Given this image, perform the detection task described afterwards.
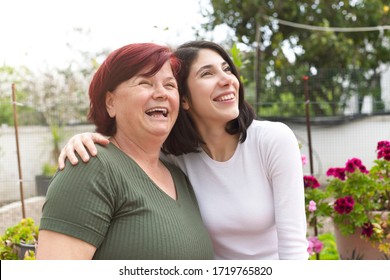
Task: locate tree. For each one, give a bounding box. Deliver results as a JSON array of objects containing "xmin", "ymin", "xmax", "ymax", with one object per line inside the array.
[
  {"xmin": 204, "ymin": 0, "xmax": 390, "ymax": 116},
  {"xmin": 0, "ymin": 28, "xmax": 108, "ymax": 127},
  {"xmin": 0, "ymin": 65, "xmax": 40, "ymax": 125}
]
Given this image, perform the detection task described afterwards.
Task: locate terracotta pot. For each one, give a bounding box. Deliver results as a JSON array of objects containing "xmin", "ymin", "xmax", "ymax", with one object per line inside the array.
[{"xmin": 334, "ymin": 212, "xmax": 390, "ymax": 260}]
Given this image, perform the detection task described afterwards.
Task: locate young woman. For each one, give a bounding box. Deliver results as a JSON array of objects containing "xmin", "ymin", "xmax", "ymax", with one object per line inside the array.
[
  {"xmin": 57, "ymin": 41, "xmax": 309, "ymax": 260},
  {"xmin": 36, "ymin": 43, "xmax": 213, "ymax": 260}
]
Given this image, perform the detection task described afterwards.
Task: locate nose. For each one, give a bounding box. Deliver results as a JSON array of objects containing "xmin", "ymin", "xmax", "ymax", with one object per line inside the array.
[
  {"xmin": 152, "ymin": 84, "xmax": 168, "ymax": 100},
  {"xmin": 217, "ymin": 71, "xmax": 235, "ymax": 87}
]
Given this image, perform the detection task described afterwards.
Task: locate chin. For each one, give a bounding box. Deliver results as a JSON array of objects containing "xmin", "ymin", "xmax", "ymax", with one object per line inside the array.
[
  {"xmin": 230, "ymin": 110, "xmax": 240, "ymax": 119},
  {"xmin": 150, "ymin": 126, "xmax": 172, "ymax": 136}
]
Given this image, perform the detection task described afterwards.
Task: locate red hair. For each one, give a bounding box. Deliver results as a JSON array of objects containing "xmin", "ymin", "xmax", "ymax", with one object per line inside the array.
[{"xmin": 88, "ymin": 43, "xmax": 179, "ymax": 136}]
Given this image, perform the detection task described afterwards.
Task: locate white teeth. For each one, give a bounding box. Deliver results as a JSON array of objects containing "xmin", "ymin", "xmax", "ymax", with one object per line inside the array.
[
  {"xmin": 145, "ymin": 107, "xmax": 168, "ymax": 117},
  {"xmin": 146, "ymin": 108, "xmax": 167, "ymax": 114},
  {"xmin": 214, "ymin": 93, "xmax": 235, "ymax": 102}
]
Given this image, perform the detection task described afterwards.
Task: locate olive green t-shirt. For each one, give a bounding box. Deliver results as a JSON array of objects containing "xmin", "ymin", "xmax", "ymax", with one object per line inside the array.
[{"xmin": 40, "ymin": 143, "xmax": 213, "ymax": 260}]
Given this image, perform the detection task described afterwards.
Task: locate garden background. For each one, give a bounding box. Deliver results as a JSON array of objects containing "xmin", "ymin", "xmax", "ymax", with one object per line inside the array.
[{"xmin": 1, "ymin": 0, "xmax": 389, "ymax": 260}]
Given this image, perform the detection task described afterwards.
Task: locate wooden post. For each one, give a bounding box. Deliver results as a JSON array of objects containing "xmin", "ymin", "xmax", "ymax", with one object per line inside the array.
[
  {"xmin": 303, "ymin": 76, "xmax": 314, "ymax": 175},
  {"xmin": 254, "ymin": 20, "xmax": 262, "ymax": 117},
  {"xmin": 11, "ymin": 83, "xmax": 26, "ymax": 218},
  {"xmin": 304, "ymin": 76, "xmax": 319, "ymax": 260}
]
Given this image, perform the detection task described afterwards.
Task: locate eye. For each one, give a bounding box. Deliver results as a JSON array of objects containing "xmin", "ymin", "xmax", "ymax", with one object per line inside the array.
[
  {"xmin": 200, "ymin": 71, "xmax": 212, "ymax": 77},
  {"xmin": 165, "ymin": 82, "xmax": 178, "ymax": 89},
  {"xmin": 138, "ymin": 80, "xmax": 152, "ymax": 86},
  {"xmin": 223, "ymin": 66, "xmax": 232, "ymax": 73}
]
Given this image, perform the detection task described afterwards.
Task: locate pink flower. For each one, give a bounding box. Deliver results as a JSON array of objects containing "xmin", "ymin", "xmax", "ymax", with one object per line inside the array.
[
  {"xmin": 301, "ymin": 154, "xmax": 308, "ymax": 166},
  {"xmin": 345, "ymin": 158, "xmax": 368, "ymax": 174},
  {"xmin": 326, "ymin": 167, "xmax": 346, "ymax": 181},
  {"xmin": 334, "ymin": 196, "xmax": 354, "ymax": 214},
  {"xmin": 377, "ymin": 140, "xmax": 390, "ymax": 151},
  {"xmin": 303, "ymin": 175, "xmax": 320, "ymax": 188},
  {"xmin": 307, "ymin": 236, "xmax": 324, "ymax": 255},
  {"xmin": 361, "ymin": 223, "xmax": 374, "ymax": 238},
  {"xmin": 377, "ymin": 140, "xmax": 390, "ymax": 160},
  {"xmin": 308, "ymin": 200, "xmax": 317, "ymax": 212}
]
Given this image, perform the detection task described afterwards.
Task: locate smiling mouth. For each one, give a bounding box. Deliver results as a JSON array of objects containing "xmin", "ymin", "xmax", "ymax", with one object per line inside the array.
[
  {"xmin": 213, "ymin": 93, "xmax": 235, "ymax": 102},
  {"xmin": 145, "ymin": 107, "xmax": 168, "ymax": 117}
]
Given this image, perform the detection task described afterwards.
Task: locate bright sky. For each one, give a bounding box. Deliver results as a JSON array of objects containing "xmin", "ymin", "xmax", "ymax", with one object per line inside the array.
[{"xmin": 0, "ymin": 0, "xmax": 218, "ymax": 71}]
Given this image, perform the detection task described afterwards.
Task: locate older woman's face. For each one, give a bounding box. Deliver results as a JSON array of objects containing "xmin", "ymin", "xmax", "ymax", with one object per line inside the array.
[{"xmin": 106, "ymin": 61, "xmax": 179, "ymax": 141}]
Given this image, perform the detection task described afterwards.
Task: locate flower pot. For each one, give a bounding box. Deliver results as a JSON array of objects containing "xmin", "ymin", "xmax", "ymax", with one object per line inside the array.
[
  {"xmin": 35, "ymin": 175, "xmax": 52, "ymax": 196},
  {"xmin": 334, "ymin": 212, "xmax": 390, "ymax": 260},
  {"xmin": 15, "ymin": 243, "xmax": 36, "ymax": 260}
]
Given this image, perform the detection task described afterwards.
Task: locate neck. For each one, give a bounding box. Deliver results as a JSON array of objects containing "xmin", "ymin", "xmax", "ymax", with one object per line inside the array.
[
  {"xmin": 111, "ymin": 133, "xmax": 161, "ymax": 167},
  {"xmin": 199, "ymin": 127, "xmax": 239, "ymax": 162}
]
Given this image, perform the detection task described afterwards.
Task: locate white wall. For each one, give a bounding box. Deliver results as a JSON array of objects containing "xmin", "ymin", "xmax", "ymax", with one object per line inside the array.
[
  {"xmin": 0, "ymin": 116, "xmax": 389, "ymax": 202},
  {"xmin": 380, "ymin": 64, "xmax": 390, "ymax": 110},
  {"xmin": 0, "ymin": 124, "xmax": 94, "ymax": 202},
  {"xmin": 288, "ymin": 115, "xmax": 390, "ymax": 184}
]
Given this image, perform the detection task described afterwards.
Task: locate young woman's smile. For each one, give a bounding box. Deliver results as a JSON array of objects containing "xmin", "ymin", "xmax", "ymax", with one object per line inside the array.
[{"xmin": 184, "ymin": 49, "xmax": 239, "ymax": 128}]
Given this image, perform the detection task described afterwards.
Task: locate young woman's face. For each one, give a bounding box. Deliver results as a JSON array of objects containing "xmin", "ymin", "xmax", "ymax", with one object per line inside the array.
[
  {"xmin": 106, "ymin": 61, "xmax": 179, "ymax": 141},
  {"xmin": 183, "ymin": 49, "xmax": 239, "ymax": 129}
]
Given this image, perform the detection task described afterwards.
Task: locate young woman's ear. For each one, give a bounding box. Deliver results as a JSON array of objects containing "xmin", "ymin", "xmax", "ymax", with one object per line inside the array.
[
  {"xmin": 181, "ymin": 98, "xmax": 190, "ymax": 110},
  {"xmin": 106, "ymin": 91, "xmax": 116, "ymax": 118}
]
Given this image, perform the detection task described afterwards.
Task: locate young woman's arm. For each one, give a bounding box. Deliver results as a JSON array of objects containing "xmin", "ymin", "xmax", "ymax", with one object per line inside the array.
[{"xmin": 58, "ymin": 132, "xmax": 109, "ymax": 169}]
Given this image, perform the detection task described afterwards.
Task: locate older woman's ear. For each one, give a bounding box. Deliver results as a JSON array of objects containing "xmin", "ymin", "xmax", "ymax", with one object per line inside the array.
[{"xmin": 105, "ymin": 91, "xmax": 116, "ymax": 118}]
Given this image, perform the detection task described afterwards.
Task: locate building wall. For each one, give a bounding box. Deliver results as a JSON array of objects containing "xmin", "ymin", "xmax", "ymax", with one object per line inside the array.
[
  {"xmin": 0, "ymin": 124, "xmax": 95, "ymax": 203},
  {"xmin": 381, "ymin": 64, "xmax": 390, "ymax": 110},
  {"xmin": 0, "ymin": 115, "xmax": 389, "ymax": 203},
  {"xmin": 287, "ymin": 115, "xmax": 390, "ymax": 183}
]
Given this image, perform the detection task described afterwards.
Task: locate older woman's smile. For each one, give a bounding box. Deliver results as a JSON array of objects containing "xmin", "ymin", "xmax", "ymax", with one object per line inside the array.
[{"xmin": 145, "ymin": 107, "xmax": 168, "ymax": 118}]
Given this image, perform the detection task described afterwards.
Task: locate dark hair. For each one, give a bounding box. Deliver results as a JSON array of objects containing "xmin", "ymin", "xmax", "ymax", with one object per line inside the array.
[
  {"xmin": 88, "ymin": 43, "xmax": 179, "ymax": 136},
  {"xmin": 162, "ymin": 41, "xmax": 255, "ymax": 155}
]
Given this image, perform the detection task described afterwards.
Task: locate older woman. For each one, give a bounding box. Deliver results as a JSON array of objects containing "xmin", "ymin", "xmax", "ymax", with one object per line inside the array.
[{"xmin": 36, "ymin": 43, "xmax": 213, "ymax": 260}]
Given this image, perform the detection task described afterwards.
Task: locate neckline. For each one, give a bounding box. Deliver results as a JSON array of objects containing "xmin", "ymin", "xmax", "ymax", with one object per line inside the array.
[
  {"xmin": 199, "ymin": 141, "xmax": 241, "ymax": 167},
  {"xmin": 109, "ymin": 143, "xmax": 179, "ymax": 202}
]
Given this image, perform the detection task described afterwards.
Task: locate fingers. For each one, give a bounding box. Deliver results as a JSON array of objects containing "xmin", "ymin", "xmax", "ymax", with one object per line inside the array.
[
  {"xmin": 81, "ymin": 137, "xmax": 98, "ymax": 157},
  {"xmin": 91, "ymin": 133, "xmax": 110, "ymax": 147},
  {"xmin": 58, "ymin": 148, "xmax": 70, "ymax": 170},
  {"xmin": 80, "ymin": 132, "xmax": 109, "ymax": 157},
  {"xmin": 58, "ymin": 142, "xmax": 80, "ymax": 169},
  {"xmin": 57, "ymin": 132, "xmax": 108, "ymax": 170}
]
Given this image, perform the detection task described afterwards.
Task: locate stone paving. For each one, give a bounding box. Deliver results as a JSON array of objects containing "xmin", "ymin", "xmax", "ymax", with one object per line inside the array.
[{"xmin": 0, "ymin": 196, "xmax": 45, "ymax": 234}]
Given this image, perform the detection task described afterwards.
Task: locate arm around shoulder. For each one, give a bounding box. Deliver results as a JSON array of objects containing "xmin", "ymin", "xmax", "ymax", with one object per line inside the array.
[{"xmin": 58, "ymin": 132, "xmax": 109, "ymax": 169}]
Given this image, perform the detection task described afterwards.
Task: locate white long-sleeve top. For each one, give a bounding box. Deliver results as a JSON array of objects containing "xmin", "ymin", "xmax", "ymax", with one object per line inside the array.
[{"xmin": 166, "ymin": 120, "xmax": 309, "ymax": 260}]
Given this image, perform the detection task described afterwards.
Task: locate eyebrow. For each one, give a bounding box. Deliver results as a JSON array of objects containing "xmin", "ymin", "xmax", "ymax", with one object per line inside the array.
[
  {"xmin": 195, "ymin": 61, "xmax": 229, "ymax": 76},
  {"xmin": 135, "ymin": 74, "xmax": 176, "ymax": 81},
  {"xmin": 195, "ymin": 65, "xmax": 212, "ymax": 76}
]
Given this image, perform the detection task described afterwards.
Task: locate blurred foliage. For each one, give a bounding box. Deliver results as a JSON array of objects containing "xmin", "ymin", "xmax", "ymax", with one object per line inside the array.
[
  {"xmin": 308, "ymin": 233, "xmax": 340, "ymax": 260},
  {"xmin": 0, "ymin": 218, "xmax": 38, "ymax": 260},
  {"xmin": 0, "ymin": 28, "xmax": 108, "ymax": 126},
  {"xmin": 0, "ymin": 4, "xmax": 389, "ymax": 124},
  {"xmin": 204, "ymin": 0, "xmax": 390, "ymax": 117}
]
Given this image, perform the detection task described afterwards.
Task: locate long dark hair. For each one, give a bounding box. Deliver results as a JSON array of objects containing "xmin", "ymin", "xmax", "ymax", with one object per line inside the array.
[{"xmin": 162, "ymin": 41, "xmax": 255, "ymax": 155}]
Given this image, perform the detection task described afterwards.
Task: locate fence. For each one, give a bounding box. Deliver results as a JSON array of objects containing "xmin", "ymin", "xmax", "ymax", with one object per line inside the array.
[
  {"xmin": 1, "ymin": 114, "xmax": 389, "ymax": 233},
  {"xmin": 1, "ymin": 65, "xmax": 390, "ymax": 232}
]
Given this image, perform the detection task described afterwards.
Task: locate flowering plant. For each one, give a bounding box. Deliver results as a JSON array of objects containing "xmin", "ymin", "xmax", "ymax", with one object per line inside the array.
[
  {"xmin": 302, "ymin": 150, "xmax": 333, "ymax": 258},
  {"xmin": 0, "ymin": 218, "xmax": 38, "ymax": 260},
  {"xmin": 325, "ymin": 140, "xmax": 390, "ymax": 254},
  {"xmin": 303, "ymin": 174, "xmax": 332, "ymax": 258}
]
